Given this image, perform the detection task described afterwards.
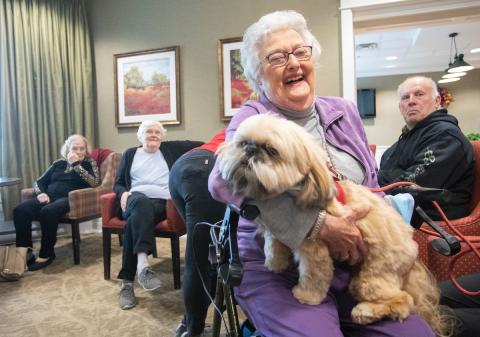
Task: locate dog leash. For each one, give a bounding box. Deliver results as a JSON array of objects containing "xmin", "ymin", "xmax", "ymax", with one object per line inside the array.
[{"xmin": 370, "ymin": 181, "xmax": 480, "ymax": 296}]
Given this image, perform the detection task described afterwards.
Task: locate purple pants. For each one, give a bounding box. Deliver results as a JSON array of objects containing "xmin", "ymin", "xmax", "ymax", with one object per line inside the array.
[{"xmin": 235, "ymin": 263, "xmax": 435, "ymax": 337}]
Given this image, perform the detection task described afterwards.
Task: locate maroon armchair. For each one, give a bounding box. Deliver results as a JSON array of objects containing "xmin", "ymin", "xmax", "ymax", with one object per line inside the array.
[
  {"xmin": 413, "ymin": 140, "xmax": 480, "ymax": 280},
  {"xmin": 101, "ymin": 192, "xmax": 185, "ymax": 289}
]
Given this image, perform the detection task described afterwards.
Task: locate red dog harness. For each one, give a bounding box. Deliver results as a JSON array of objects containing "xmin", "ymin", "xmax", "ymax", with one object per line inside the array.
[{"xmin": 334, "ymin": 180, "xmax": 346, "ymax": 205}]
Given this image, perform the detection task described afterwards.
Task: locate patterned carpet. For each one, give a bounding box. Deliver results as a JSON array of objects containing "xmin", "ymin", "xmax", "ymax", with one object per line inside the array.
[{"xmin": 0, "ymin": 233, "xmax": 192, "ymax": 337}]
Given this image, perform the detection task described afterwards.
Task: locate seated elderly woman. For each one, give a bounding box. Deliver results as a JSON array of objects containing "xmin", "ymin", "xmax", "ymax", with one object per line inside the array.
[
  {"xmin": 208, "ymin": 10, "xmax": 440, "ymax": 337},
  {"xmin": 14, "ymin": 134, "xmax": 100, "ymax": 271},
  {"xmin": 115, "ymin": 119, "xmax": 202, "ymax": 310}
]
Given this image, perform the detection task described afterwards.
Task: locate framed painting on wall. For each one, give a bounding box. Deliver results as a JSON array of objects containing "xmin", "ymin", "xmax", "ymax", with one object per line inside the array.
[
  {"xmin": 218, "ymin": 37, "xmax": 255, "ymax": 120},
  {"xmin": 114, "ymin": 46, "xmax": 180, "ymax": 127}
]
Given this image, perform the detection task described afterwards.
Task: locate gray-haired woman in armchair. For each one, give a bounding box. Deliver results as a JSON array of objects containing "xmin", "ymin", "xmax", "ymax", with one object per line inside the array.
[{"xmin": 13, "ymin": 134, "xmax": 100, "ymax": 271}]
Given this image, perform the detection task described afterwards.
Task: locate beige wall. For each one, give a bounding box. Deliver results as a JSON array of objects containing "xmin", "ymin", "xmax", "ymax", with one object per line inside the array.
[
  {"xmin": 86, "ymin": 0, "xmax": 341, "ymax": 151},
  {"xmin": 358, "ymin": 69, "xmax": 480, "ymax": 146}
]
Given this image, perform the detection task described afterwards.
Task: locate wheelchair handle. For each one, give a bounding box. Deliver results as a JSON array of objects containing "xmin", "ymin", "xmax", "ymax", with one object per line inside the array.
[
  {"xmin": 229, "ymin": 203, "xmax": 260, "ymax": 221},
  {"xmin": 415, "ymin": 206, "xmax": 461, "ymax": 256},
  {"xmin": 394, "ymin": 186, "xmax": 452, "ymax": 203}
]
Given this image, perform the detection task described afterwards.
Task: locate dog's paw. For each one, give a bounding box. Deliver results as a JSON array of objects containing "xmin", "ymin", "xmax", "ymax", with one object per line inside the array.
[
  {"xmin": 351, "ymin": 303, "xmax": 382, "ymax": 325},
  {"xmin": 351, "ymin": 300, "xmax": 412, "ymax": 325},
  {"xmin": 292, "ymin": 285, "xmax": 325, "ymax": 305},
  {"xmin": 264, "ymin": 257, "xmax": 289, "ymax": 273}
]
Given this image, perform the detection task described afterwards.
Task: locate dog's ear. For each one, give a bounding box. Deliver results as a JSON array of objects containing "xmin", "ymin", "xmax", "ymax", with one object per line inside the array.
[{"xmin": 295, "ymin": 133, "xmax": 334, "ymax": 207}]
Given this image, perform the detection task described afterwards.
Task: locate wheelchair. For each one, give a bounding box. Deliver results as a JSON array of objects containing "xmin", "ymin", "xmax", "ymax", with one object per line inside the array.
[{"xmin": 208, "ymin": 184, "xmax": 472, "ymax": 337}]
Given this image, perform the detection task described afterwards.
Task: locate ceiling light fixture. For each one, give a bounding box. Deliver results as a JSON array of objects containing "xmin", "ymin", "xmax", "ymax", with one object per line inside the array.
[
  {"xmin": 442, "ymin": 72, "xmax": 466, "ymax": 79},
  {"xmin": 438, "ymin": 77, "xmax": 460, "ymax": 84},
  {"xmin": 386, "ymin": 56, "xmax": 397, "ymax": 61},
  {"xmin": 446, "ymin": 33, "xmax": 474, "ymax": 73},
  {"xmin": 470, "ymin": 48, "xmax": 480, "ymax": 54}
]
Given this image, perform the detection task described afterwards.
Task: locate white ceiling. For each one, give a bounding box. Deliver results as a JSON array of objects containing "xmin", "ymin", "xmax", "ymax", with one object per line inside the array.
[{"xmin": 355, "ymin": 20, "xmax": 480, "ymax": 78}]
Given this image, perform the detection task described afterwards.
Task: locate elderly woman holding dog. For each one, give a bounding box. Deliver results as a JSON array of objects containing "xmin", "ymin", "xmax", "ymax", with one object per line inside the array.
[
  {"xmin": 14, "ymin": 134, "xmax": 99, "ymax": 271},
  {"xmin": 208, "ymin": 10, "xmax": 437, "ymax": 337}
]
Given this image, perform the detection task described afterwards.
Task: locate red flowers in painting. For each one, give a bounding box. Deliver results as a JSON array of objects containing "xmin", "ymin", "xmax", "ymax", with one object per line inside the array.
[{"xmin": 124, "ymin": 83, "xmax": 171, "ymax": 116}]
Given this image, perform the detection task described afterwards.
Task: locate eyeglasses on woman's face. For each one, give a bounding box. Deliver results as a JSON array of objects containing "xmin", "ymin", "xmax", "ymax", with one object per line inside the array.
[{"xmin": 264, "ymin": 46, "xmax": 312, "ymax": 67}]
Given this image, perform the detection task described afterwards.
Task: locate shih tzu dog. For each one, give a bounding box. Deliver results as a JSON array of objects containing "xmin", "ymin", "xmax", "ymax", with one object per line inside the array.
[{"xmin": 216, "ymin": 114, "xmax": 447, "ymax": 335}]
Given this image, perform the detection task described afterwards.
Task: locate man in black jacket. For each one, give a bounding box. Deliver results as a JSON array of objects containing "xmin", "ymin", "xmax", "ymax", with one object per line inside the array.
[{"xmin": 378, "ymin": 76, "xmax": 474, "ymax": 226}]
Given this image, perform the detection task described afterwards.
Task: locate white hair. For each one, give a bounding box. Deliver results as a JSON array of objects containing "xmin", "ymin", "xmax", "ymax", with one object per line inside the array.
[
  {"xmin": 241, "ymin": 10, "xmax": 322, "ymax": 94},
  {"xmin": 397, "ymin": 76, "xmax": 439, "ymax": 101},
  {"xmin": 60, "ymin": 134, "xmax": 90, "ymax": 159},
  {"xmin": 136, "ymin": 119, "xmax": 166, "ymax": 143}
]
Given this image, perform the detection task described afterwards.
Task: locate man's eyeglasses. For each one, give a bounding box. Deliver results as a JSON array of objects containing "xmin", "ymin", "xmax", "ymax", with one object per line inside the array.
[{"xmin": 264, "ymin": 46, "xmax": 312, "ymax": 66}]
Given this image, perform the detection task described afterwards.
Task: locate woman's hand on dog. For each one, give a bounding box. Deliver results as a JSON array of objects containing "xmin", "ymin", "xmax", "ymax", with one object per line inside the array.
[{"xmin": 317, "ymin": 208, "xmax": 369, "ymax": 265}]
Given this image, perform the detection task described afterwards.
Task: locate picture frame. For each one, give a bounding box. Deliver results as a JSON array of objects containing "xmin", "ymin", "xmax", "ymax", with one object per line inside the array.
[
  {"xmin": 114, "ymin": 46, "xmax": 181, "ymax": 127},
  {"xmin": 217, "ymin": 38, "xmax": 254, "ymax": 120}
]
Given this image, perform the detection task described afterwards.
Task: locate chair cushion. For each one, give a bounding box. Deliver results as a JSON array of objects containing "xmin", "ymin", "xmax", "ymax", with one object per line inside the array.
[{"xmin": 103, "ymin": 217, "xmax": 184, "ymax": 235}]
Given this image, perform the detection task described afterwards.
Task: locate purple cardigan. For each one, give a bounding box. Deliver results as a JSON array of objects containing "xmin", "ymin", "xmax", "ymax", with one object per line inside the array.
[{"xmin": 208, "ymin": 95, "xmax": 379, "ymax": 270}]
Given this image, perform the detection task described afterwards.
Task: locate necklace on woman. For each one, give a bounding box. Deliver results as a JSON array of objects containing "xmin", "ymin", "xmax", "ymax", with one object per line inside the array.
[{"xmin": 316, "ymin": 116, "xmax": 345, "ymax": 181}]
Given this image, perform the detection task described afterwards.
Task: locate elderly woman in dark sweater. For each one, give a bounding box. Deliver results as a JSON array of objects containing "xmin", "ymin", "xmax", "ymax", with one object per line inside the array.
[{"xmin": 14, "ymin": 134, "xmax": 100, "ymax": 271}]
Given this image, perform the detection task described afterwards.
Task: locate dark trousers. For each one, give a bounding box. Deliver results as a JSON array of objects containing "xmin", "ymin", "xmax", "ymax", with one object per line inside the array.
[
  {"xmin": 169, "ymin": 149, "xmax": 226, "ymax": 335},
  {"xmin": 117, "ymin": 192, "xmax": 166, "ymax": 281},
  {"xmin": 440, "ymin": 273, "xmax": 480, "ymax": 337},
  {"xmin": 13, "ymin": 197, "xmax": 69, "ymax": 258}
]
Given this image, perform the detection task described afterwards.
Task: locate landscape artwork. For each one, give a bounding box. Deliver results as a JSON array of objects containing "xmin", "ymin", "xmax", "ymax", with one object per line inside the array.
[
  {"xmin": 114, "ymin": 47, "xmax": 180, "ymax": 127},
  {"xmin": 218, "ymin": 38, "xmax": 254, "ymax": 120}
]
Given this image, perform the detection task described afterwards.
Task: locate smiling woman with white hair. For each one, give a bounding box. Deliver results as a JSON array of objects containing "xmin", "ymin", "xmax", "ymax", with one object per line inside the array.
[
  {"xmin": 114, "ymin": 119, "xmax": 202, "ymax": 310},
  {"xmin": 208, "ymin": 10, "xmax": 440, "ymax": 337},
  {"xmin": 14, "ymin": 134, "xmax": 100, "ymax": 271}
]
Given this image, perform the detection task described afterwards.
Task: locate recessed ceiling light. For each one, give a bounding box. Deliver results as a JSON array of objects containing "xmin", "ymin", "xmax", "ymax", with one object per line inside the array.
[
  {"xmin": 470, "ymin": 48, "xmax": 480, "ymax": 54},
  {"xmin": 438, "ymin": 77, "xmax": 460, "ymax": 83},
  {"xmin": 384, "ymin": 65, "xmax": 397, "ymax": 68},
  {"xmin": 386, "ymin": 56, "xmax": 397, "ymax": 61},
  {"xmin": 442, "ymin": 72, "xmax": 466, "ymax": 79}
]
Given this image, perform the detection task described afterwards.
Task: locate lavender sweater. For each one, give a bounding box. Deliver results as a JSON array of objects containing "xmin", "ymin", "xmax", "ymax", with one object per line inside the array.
[{"xmin": 208, "ymin": 95, "xmax": 379, "ymax": 271}]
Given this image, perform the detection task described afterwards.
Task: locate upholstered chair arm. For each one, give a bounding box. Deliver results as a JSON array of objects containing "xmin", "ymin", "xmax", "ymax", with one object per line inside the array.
[
  {"xmin": 166, "ymin": 199, "xmax": 185, "ymax": 233},
  {"xmin": 65, "ymin": 187, "xmax": 102, "ymax": 219},
  {"xmin": 101, "ymin": 192, "xmax": 117, "ymax": 224}
]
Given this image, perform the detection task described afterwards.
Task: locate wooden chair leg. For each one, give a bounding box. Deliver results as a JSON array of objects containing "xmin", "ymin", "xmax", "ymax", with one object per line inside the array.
[
  {"xmin": 71, "ymin": 221, "xmax": 81, "ymax": 265},
  {"xmin": 103, "ymin": 229, "xmax": 112, "ymax": 280},
  {"xmin": 171, "ymin": 235, "xmax": 181, "ymax": 289},
  {"xmin": 152, "ymin": 238, "xmax": 158, "ymax": 258}
]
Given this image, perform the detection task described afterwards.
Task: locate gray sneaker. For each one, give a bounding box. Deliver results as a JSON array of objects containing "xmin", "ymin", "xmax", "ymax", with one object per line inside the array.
[
  {"xmin": 137, "ymin": 267, "xmax": 161, "ymax": 291},
  {"xmin": 119, "ymin": 283, "xmax": 136, "ymax": 310},
  {"xmin": 174, "ymin": 322, "xmax": 187, "ymax": 337}
]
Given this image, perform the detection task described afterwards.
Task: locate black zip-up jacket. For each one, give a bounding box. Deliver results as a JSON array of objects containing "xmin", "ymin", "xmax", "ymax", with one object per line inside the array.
[
  {"xmin": 114, "ymin": 140, "xmax": 203, "ymax": 217},
  {"xmin": 378, "ymin": 109, "xmax": 474, "ymax": 224}
]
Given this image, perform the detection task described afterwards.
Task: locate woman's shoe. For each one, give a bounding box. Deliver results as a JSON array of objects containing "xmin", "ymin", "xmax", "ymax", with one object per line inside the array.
[
  {"xmin": 28, "ymin": 254, "xmax": 56, "ymax": 271},
  {"xmin": 26, "ymin": 250, "xmax": 36, "ymax": 267}
]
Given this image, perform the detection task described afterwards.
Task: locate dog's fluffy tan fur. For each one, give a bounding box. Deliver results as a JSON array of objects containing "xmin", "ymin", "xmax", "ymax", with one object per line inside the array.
[{"xmin": 217, "ymin": 114, "xmax": 449, "ymax": 336}]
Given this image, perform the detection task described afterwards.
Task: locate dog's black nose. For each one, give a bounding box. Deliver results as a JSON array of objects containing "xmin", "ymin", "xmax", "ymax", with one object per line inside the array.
[{"xmin": 243, "ymin": 141, "xmax": 258, "ymax": 157}]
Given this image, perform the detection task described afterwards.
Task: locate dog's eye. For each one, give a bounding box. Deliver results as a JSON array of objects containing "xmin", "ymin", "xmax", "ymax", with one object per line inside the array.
[{"xmin": 264, "ymin": 144, "xmax": 278, "ymax": 157}]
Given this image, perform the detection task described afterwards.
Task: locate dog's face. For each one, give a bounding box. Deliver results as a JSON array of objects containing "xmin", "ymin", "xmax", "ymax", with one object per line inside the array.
[{"xmin": 217, "ymin": 114, "xmax": 334, "ymax": 205}]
